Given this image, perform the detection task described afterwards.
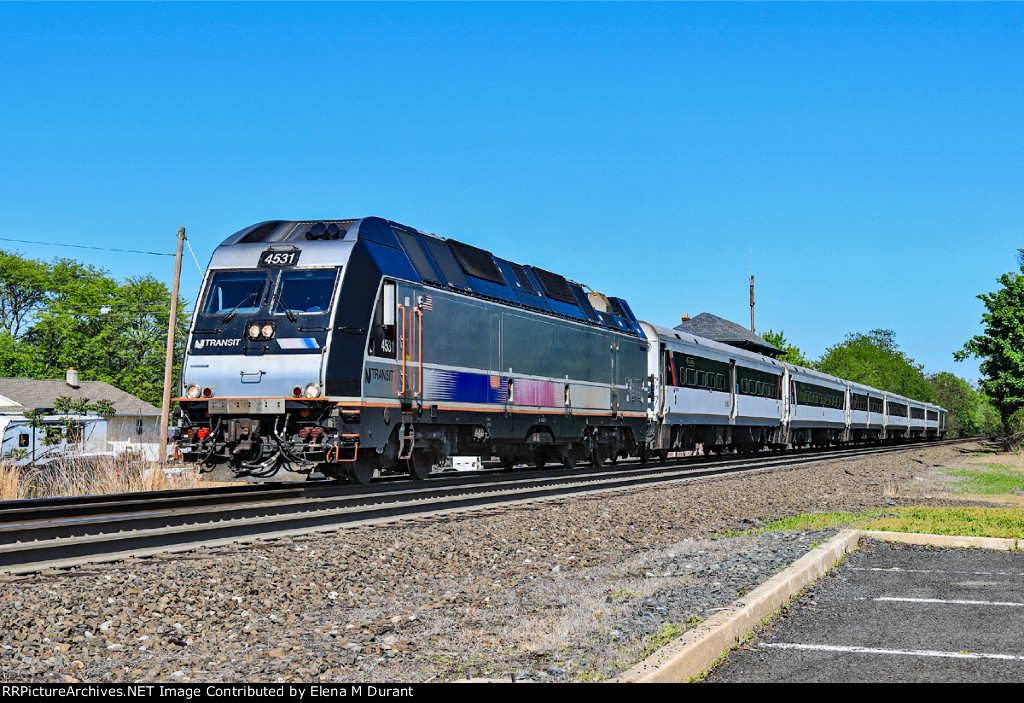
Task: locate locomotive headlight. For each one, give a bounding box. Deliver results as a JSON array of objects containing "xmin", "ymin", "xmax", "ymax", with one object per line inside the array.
[
  {"xmin": 261, "ymin": 324, "xmax": 274, "ymax": 339},
  {"xmin": 304, "ymin": 383, "xmax": 321, "ymax": 398},
  {"xmin": 186, "ymin": 385, "xmax": 201, "ymax": 399},
  {"xmin": 248, "ymin": 324, "xmax": 261, "ymax": 339}
]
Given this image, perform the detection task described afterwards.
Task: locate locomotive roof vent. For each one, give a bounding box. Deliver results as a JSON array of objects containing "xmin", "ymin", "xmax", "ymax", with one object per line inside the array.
[{"xmin": 303, "ymin": 221, "xmax": 347, "ymax": 241}]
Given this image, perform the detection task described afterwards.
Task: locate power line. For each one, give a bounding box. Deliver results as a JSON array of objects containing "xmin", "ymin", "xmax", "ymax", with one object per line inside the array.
[
  {"xmin": 184, "ymin": 238, "xmax": 205, "ymax": 276},
  {"xmin": 0, "ymin": 237, "xmax": 176, "ymax": 257}
]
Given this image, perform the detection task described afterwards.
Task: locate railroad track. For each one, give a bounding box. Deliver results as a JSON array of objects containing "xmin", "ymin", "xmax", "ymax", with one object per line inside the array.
[{"xmin": 0, "ymin": 439, "xmax": 970, "ymax": 576}]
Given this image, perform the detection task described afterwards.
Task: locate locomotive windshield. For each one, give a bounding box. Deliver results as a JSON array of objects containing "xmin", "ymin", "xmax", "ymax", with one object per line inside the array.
[
  {"xmin": 200, "ymin": 271, "xmax": 268, "ymax": 316},
  {"xmin": 273, "ymin": 269, "xmax": 338, "ymax": 314}
]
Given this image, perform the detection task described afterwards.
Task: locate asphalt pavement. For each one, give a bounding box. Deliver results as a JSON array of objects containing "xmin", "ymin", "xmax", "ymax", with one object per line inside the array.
[{"xmin": 706, "ymin": 538, "xmax": 1024, "ymax": 683}]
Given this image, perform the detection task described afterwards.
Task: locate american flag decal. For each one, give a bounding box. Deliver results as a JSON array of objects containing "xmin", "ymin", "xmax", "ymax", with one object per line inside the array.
[{"xmin": 421, "ymin": 295, "xmax": 433, "ymax": 311}]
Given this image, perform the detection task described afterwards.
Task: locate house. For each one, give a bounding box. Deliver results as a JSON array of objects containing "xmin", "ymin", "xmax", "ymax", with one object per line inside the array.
[
  {"xmin": 0, "ymin": 369, "xmax": 164, "ymax": 459},
  {"xmin": 673, "ymin": 312, "xmax": 782, "ymax": 358}
]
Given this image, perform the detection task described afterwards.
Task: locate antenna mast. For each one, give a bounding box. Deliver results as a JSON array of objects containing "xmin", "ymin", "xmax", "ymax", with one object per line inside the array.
[{"xmin": 749, "ymin": 274, "xmax": 755, "ymax": 333}]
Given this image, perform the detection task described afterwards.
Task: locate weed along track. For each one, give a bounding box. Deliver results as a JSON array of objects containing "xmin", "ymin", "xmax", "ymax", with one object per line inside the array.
[{"xmin": 0, "ymin": 439, "xmax": 990, "ymax": 682}]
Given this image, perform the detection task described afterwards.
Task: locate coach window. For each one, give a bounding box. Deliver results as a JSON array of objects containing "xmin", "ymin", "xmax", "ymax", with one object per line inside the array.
[
  {"xmin": 716, "ymin": 374, "xmax": 724, "ymax": 390},
  {"xmin": 686, "ymin": 369, "xmax": 696, "ymax": 386},
  {"xmin": 696, "ymin": 371, "xmax": 705, "ymax": 387},
  {"xmin": 741, "ymin": 379, "xmax": 749, "ymax": 394}
]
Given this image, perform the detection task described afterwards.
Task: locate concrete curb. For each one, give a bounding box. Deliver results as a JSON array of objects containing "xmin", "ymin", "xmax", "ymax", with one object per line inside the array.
[
  {"xmin": 858, "ymin": 529, "xmax": 1019, "ymax": 551},
  {"xmin": 611, "ymin": 528, "xmax": 1022, "ymax": 683},
  {"xmin": 612, "ymin": 529, "xmax": 862, "ymax": 683}
]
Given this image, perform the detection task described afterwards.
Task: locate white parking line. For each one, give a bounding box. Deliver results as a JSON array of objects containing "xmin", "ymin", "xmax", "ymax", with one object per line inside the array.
[
  {"xmin": 851, "ymin": 567, "xmax": 1024, "ymax": 577},
  {"xmin": 876, "ymin": 597, "xmax": 1024, "ymax": 607},
  {"xmin": 760, "ymin": 643, "xmax": 1024, "ymax": 661}
]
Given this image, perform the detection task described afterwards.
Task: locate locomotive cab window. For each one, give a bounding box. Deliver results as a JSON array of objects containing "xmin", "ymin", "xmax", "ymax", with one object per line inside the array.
[
  {"xmin": 200, "ymin": 271, "xmax": 269, "ymax": 316},
  {"xmin": 368, "ymin": 281, "xmax": 397, "ymax": 359},
  {"xmin": 273, "ymin": 269, "xmax": 338, "ymax": 314}
]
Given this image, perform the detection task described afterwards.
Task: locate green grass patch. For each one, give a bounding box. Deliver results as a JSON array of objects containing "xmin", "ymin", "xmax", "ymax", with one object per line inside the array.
[
  {"xmin": 638, "ymin": 616, "xmax": 705, "ymax": 659},
  {"xmin": 720, "ymin": 505, "xmax": 1024, "ymax": 540},
  {"xmin": 944, "ymin": 464, "xmax": 1024, "ymax": 495},
  {"xmin": 719, "ymin": 509, "xmax": 884, "ymax": 537},
  {"xmin": 858, "ymin": 506, "xmax": 1024, "ymax": 539}
]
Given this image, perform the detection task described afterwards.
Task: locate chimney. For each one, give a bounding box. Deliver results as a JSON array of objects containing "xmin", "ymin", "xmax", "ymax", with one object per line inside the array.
[
  {"xmin": 66, "ymin": 367, "xmax": 80, "ymax": 389},
  {"xmin": 681, "ymin": 313, "xmax": 690, "ymax": 323}
]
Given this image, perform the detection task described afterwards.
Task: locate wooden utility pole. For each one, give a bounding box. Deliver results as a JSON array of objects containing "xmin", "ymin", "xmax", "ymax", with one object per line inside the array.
[
  {"xmin": 749, "ymin": 274, "xmax": 755, "ymax": 333},
  {"xmin": 159, "ymin": 228, "xmax": 186, "ymax": 464}
]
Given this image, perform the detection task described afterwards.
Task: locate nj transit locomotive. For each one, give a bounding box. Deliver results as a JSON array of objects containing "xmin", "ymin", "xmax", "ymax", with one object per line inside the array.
[{"xmin": 175, "ymin": 217, "xmax": 946, "ymax": 482}]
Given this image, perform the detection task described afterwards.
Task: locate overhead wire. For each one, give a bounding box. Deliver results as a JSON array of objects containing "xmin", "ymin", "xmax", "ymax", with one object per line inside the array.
[{"xmin": 0, "ymin": 237, "xmax": 176, "ymax": 257}]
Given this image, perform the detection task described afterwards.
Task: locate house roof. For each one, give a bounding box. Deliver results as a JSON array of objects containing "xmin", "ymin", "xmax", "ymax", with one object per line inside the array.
[
  {"xmin": 673, "ymin": 313, "xmax": 782, "ymax": 358},
  {"xmin": 0, "ymin": 377, "xmax": 161, "ymax": 417}
]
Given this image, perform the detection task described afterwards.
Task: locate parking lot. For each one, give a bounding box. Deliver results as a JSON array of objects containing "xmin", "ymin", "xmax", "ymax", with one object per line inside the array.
[{"xmin": 707, "ymin": 538, "xmax": 1024, "ymax": 682}]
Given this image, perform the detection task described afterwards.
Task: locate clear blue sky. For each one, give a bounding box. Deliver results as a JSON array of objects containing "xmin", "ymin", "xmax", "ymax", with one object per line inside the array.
[{"xmin": 2, "ymin": 2, "xmax": 1021, "ymax": 383}]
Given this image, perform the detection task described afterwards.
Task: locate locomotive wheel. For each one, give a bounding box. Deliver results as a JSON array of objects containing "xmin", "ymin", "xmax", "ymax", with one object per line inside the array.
[
  {"xmin": 561, "ymin": 449, "xmax": 578, "ymax": 470},
  {"xmin": 638, "ymin": 448, "xmax": 648, "ymax": 464},
  {"xmin": 533, "ymin": 448, "xmax": 550, "ymax": 469},
  {"xmin": 500, "ymin": 456, "xmax": 516, "ymax": 471},
  {"xmin": 658, "ymin": 448, "xmax": 669, "ymax": 462},
  {"xmin": 408, "ymin": 451, "xmax": 432, "ymax": 481},
  {"xmin": 346, "ymin": 461, "xmax": 375, "ymax": 485},
  {"xmin": 590, "ymin": 446, "xmax": 607, "ymax": 466}
]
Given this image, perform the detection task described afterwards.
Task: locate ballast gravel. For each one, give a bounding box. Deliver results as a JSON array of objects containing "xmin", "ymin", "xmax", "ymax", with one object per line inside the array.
[{"xmin": 0, "ymin": 441, "xmax": 987, "ymax": 683}]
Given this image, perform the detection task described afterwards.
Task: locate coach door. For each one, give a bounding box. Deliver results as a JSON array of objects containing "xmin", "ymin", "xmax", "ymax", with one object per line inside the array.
[{"xmin": 728, "ymin": 359, "xmax": 738, "ymax": 421}]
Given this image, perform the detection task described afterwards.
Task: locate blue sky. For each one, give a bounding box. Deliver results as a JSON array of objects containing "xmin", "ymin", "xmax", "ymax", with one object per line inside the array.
[{"xmin": 2, "ymin": 2, "xmax": 1021, "ymax": 382}]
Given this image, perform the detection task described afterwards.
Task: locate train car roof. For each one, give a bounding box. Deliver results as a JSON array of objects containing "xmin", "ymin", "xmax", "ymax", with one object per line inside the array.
[{"xmin": 213, "ymin": 217, "xmax": 644, "ymax": 338}]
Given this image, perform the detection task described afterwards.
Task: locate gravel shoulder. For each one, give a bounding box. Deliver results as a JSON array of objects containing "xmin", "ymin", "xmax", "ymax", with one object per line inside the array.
[{"xmin": 0, "ymin": 440, "xmax": 997, "ymax": 683}]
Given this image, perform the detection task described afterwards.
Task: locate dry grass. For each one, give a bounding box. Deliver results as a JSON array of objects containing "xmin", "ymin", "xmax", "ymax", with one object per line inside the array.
[
  {"xmin": 882, "ymin": 480, "xmax": 901, "ymax": 500},
  {"xmin": 0, "ymin": 453, "xmax": 212, "ymax": 501}
]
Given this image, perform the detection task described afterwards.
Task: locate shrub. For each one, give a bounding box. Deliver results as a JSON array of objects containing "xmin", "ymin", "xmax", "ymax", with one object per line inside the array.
[{"xmin": 1004, "ymin": 408, "xmax": 1024, "ymax": 452}]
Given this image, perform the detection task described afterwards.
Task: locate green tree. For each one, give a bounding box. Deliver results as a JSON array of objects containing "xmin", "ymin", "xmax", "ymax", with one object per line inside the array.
[
  {"xmin": 760, "ymin": 329, "xmax": 815, "ymax": 368},
  {"xmin": 955, "ymin": 250, "xmax": 1024, "ymax": 425},
  {"xmin": 818, "ymin": 329, "xmax": 934, "ymax": 402},
  {"xmin": 0, "ymin": 251, "xmax": 51, "ymax": 337},
  {"xmin": 927, "ymin": 371, "xmax": 1003, "ymax": 437},
  {"xmin": 0, "ymin": 250, "xmax": 188, "ymax": 407}
]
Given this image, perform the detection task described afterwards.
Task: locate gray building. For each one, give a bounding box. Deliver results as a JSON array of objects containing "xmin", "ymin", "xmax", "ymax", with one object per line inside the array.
[
  {"xmin": 0, "ymin": 370, "xmax": 162, "ymax": 442},
  {"xmin": 673, "ymin": 312, "xmax": 782, "ymax": 358}
]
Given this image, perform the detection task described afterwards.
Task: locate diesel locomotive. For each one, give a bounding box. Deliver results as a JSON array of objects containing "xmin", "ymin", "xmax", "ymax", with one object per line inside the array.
[{"xmin": 175, "ymin": 217, "xmax": 946, "ymax": 482}]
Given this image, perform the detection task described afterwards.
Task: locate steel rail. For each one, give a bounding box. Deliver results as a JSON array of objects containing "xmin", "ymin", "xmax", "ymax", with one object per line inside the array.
[
  {"xmin": 0, "ymin": 439, "xmax": 969, "ymax": 576},
  {"xmin": 0, "ymin": 438, "xmax": 959, "ymax": 528}
]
